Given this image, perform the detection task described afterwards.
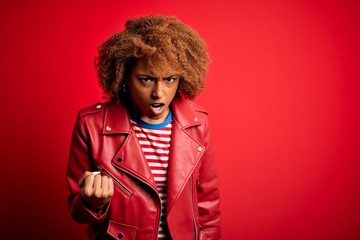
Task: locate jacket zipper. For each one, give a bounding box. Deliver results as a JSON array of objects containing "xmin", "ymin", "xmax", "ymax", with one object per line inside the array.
[
  {"xmin": 111, "ymin": 162, "xmax": 162, "ymax": 240},
  {"xmin": 97, "ymin": 165, "xmax": 132, "ymax": 196},
  {"xmin": 190, "ymin": 176, "xmax": 199, "ymax": 240}
]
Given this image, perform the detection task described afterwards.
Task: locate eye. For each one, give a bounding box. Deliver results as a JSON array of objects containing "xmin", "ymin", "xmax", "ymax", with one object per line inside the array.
[
  {"xmin": 139, "ymin": 77, "xmax": 154, "ymax": 83},
  {"xmin": 165, "ymin": 76, "xmax": 177, "ymax": 83}
]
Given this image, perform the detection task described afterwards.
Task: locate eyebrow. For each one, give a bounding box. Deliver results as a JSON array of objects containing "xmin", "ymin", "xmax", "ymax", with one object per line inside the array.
[{"xmin": 137, "ymin": 74, "xmax": 179, "ymax": 79}]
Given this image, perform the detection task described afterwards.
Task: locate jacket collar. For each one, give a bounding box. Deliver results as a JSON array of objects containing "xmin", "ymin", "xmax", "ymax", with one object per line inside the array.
[
  {"xmin": 171, "ymin": 97, "xmax": 202, "ymax": 129},
  {"xmin": 102, "ymin": 101, "xmax": 131, "ymax": 135},
  {"xmin": 102, "ymin": 97, "xmax": 201, "ymax": 134}
]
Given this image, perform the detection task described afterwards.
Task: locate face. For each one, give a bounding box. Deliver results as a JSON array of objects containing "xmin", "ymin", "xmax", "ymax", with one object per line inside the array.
[{"xmin": 127, "ymin": 58, "xmax": 180, "ymax": 124}]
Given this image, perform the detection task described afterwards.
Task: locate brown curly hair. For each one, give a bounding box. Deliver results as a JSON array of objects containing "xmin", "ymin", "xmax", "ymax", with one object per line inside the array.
[{"xmin": 95, "ymin": 15, "xmax": 210, "ymax": 102}]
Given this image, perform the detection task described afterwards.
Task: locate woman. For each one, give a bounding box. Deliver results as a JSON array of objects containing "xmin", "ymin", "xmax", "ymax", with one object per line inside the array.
[{"xmin": 66, "ymin": 15, "xmax": 221, "ymax": 240}]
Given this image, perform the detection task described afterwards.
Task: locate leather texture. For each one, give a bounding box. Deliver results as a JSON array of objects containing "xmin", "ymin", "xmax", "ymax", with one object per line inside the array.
[{"xmin": 66, "ymin": 97, "xmax": 221, "ymax": 240}]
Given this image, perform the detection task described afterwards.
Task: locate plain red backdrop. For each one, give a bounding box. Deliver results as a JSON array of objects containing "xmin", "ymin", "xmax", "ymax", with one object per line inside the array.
[{"xmin": 1, "ymin": 0, "xmax": 359, "ymax": 239}]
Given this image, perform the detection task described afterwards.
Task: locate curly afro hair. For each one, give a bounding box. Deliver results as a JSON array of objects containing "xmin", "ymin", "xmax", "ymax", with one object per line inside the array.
[{"xmin": 95, "ymin": 15, "xmax": 210, "ymax": 102}]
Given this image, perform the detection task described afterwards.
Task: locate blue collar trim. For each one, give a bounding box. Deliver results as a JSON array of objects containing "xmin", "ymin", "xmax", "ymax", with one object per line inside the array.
[{"xmin": 130, "ymin": 111, "xmax": 172, "ymax": 129}]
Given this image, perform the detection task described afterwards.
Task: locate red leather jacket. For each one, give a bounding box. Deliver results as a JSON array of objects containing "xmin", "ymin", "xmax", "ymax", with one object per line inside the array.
[{"xmin": 66, "ymin": 98, "xmax": 221, "ymax": 240}]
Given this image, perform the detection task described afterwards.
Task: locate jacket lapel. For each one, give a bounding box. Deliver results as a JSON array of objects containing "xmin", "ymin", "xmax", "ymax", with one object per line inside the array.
[
  {"xmin": 112, "ymin": 131, "xmax": 157, "ymax": 189},
  {"xmin": 102, "ymin": 102, "xmax": 157, "ymax": 189},
  {"xmin": 166, "ymin": 99, "xmax": 205, "ymax": 212}
]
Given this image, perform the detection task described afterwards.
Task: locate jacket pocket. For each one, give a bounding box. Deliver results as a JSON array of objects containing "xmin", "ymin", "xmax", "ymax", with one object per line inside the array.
[
  {"xmin": 98, "ymin": 165, "xmax": 132, "ymax": 197},
  {"xmin": 107, "ymin": 220, "xmax": 137, "ymax": 240}
]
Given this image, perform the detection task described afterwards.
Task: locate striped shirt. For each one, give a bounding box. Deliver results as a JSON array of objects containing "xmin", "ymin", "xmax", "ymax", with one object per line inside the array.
[{"xmin": 130, "ymin": 113, "xmax": 172, "ymax": 239}]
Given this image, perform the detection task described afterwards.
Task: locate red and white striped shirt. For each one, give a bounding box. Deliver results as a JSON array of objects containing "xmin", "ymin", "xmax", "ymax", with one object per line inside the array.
[{"xmin": 131, "ymin": 114, "xmax": 172, "ymax": 240}]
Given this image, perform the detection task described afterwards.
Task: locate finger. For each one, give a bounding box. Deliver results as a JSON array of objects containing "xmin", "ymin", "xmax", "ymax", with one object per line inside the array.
[
  {"xmin": 101, "ymin": 176, "xmax": 109, "ymax": 197},
  {"xmin": 108, "ymin": 178, "xmax": 114, "ymax": 197},
  {"xmin": 78, "ymin": 171, "xmax": 93, "ymax": 186},
  {"xmin": 93, "ymin": 174, "xmax": 103, "ymax": 198},
  {"xmin": 82, "ymin": 174, "xmax": 95, "ymax": 197}
]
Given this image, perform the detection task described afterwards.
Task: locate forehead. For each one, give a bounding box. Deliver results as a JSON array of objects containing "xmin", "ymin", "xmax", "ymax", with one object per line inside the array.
[{"xmin": 132, "ymin": 57, "xmax": 181, "ymax": 76}]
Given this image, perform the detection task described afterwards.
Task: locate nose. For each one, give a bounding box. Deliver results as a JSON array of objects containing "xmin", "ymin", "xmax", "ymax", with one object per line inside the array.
[{"xmin": 152, "ymin": 81, "xmax": 164, "ymax": 99}]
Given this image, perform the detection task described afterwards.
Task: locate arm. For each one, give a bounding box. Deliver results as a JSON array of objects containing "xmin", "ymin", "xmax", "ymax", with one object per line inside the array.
[
  {"xmin": 66, "ymin": 113, "xmax": 112, "ymax": 224},
  {"xmin": 197, "ymin": 120, "xmax": 222, "ymax": 239}
]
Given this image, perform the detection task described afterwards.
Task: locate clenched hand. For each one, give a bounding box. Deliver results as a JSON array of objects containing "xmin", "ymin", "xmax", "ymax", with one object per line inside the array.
[{"xmin": 78, "ymin": 171, "xmax": 114, "ymax": 211}]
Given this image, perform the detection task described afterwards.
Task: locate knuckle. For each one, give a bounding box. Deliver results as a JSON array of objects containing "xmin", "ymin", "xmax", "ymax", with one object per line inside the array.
[
  {"xmin": 109, "ymin": 190, "xmax": 114, "ymax": 197},
  {"xmin": 84, "ymin": 175, "xmax": 94, "ymax": 185},
  {"xmin": 101, "ymin": 190, "xmax": 107, "ymax": 196},
  {"xmin": 94, "ymin": 189, "xmax": 102, "ymax": 198},
  {"xmin": 83, "ymin": 188, "xmax": 92, "ymax": 197},
  {"xmin": 102, "ymin": 175, "xmax": 109, "ymax": 181}
]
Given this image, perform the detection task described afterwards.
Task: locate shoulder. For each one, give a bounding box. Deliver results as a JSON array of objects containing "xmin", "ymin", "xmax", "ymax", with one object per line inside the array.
[
  {"xmin": 190, "ymin": 101, "xmax": 210, "ymax": 127},
  {"xmin": 78, "ymin": 102, "xmax": 106, "ymax": 117},
  {"xmin": 76, "ymin": 100, "xmax": 125, "ymax": 119},
  {"xmin": 171, "ymin": 98, "xmax": 210, "ymax": 128},
  {"xmin": 76, "ymin": 101, "xmax": 130, "ymax": 133},
  {"xmin": 172, "ymin": 98, "xmax": 208, "ymax": 115},
  {"xmin": 189, "ymin": 101, "xmax": 208, "ymax": 116}
]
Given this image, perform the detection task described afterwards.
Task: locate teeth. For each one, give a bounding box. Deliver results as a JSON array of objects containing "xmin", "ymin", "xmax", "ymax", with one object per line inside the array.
[{"xmin": 152, "ymin": 103, "xmax": 162, "ymax": 108}]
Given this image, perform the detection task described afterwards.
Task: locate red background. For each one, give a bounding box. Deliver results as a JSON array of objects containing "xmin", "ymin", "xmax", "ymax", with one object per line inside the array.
[{"xmin": 1, "ymin": 0, "xmax": 359, "ymax": 239}]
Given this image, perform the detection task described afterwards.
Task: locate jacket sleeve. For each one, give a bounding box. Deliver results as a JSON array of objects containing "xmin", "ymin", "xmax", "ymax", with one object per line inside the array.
[
  {"xmin": 66, "ymin": 113, "xmax": 110, "ymax": 224},
  {"xmin": 197, "ymin": 117, "xmax": 222, "ymax": 239}
]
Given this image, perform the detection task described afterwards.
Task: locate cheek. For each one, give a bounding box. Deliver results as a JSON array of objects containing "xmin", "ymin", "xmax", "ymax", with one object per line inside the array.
[
  {"xmin": 130, "ymin": 84, "xmax": 148, "ymax": 99},
  {"xmin": 166, "ymin": 88, "xmax": 177, "ymax": 99},
  {"xmin": 169, "ymin": 83, "xmax": 180, "ymax": 95},
  {"xmin": 132, "ymin": 92, "xmax": 147, "ymax": 105}
]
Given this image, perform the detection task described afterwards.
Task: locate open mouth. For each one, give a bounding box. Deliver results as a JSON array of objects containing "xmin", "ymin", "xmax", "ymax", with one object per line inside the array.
[
  {"xmin": 149, "ymin": 103, "xmax": 165, "ymax": 115},
  {"xmin": 150, "ymin": 103, "xmax": 164, "ymax": 109}
]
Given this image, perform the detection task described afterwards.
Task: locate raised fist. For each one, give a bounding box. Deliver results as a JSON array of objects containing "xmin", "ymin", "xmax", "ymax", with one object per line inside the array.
[{"xmin": 78, "ymin": 171, "xmax": 114, "ymax": 211}]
